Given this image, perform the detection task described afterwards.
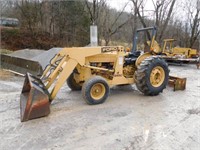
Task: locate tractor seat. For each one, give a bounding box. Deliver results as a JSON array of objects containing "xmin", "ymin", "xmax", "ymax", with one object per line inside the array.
[
  {"xmin": 125, "ymin": 51, "xmax": 142, "ymax": 65},
  {"xmin": 128, "ymin": 51, "xmax": 141, "ymax": 57}
]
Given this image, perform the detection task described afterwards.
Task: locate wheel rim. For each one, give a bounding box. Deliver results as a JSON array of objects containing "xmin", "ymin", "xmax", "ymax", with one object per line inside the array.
[
  {"xmin": 90, "ymin": 83, "xmax": 106, "ymax": 100},
  {"xmin": 150, "ymin": 66, "xmax": 165, "ymax": 87}
]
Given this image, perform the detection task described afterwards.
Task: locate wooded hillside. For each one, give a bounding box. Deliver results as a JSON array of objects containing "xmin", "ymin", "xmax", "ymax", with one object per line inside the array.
[{"xmin": 0, "ymin": 0, "xmax": 199, "ymax": 50}]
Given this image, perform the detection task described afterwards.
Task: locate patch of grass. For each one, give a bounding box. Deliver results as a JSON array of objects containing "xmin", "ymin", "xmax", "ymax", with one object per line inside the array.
[
  {"xmin": 3, "ymin": 28, "xmax": 19, "ymax": 36},
  {"xmin": 0, "ymin": 69, "xmax": 12, "ymax": 80},
  {"xmin": 0, "ymin": 49, "xmax": 13, "ymax": 54}
]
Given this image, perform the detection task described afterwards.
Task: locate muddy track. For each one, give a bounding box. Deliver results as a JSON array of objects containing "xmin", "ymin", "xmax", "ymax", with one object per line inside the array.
[{"xmin": 0, "ymin": 65, "xmax": 200, "ymax": 150}]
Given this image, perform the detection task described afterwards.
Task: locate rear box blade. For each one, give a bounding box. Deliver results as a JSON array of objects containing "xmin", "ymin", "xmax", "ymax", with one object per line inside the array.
[{"xmin": 168, "ymin": 76, "xmax": 186, "ymax": 91}]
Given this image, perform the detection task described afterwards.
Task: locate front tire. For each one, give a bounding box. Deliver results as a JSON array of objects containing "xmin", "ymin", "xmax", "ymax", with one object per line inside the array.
[
  {"xmin": 67, "ymin": 73, "xmax": 82, "ymax": 91},
  {"xmin": 82, "ymin": 76, "xmax": 110, "ymax": 105},
  {"xmin": 135, "ymin": 57, "xmax": 169, "ymax": 96}
]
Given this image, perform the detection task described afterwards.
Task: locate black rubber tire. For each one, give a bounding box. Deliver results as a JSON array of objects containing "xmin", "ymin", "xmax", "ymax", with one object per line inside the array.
[
  {"xmin": 82, "ymin": 76, "xmax": 110, "ymax": 105},
  {"xmin": 135, "ymin": 57, "xmax": 169, "ymax": 96},
  {"xmin": 67, "ymin": 73, "xmax": 81, "ymax": 91}
]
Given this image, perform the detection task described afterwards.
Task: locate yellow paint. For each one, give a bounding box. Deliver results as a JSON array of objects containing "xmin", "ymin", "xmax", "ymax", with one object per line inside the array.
[
  {"xmin": 135, "ymin": 52, "xmax": 152, "ymax": 67},
  {"xmin": 90, "ymin": 83, "xmax": 106, "ymax": 100},
  {"xmin": 150, "ymin": 38, "xmax": 199, "ymax": 58},
  {"xmin": 150, "ymin": 66, "xmax": 165, "ymax": 87},
  {"xmin": 40, "ymin": 46, "xmax": 139, "ymax": 101}
]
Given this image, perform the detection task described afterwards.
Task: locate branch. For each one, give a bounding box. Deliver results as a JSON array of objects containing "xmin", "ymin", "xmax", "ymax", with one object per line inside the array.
[
  {"xmin": 159, "ymin": 0, "xmax": 176, "ymax": 40},
  {"xmin": 110, "ymin": 2, "xmax": 129, "ymax": 27},
  {"xmin": 110, "ymin": 15, "xmax": 133, "ymax": 36},
  {"xmin": 131, "ymin": 0, "xmax": 151, "ymax": 40},
  {"xmin": 84, "ymin": 0, "xmax": 94, "ymax": 23}
]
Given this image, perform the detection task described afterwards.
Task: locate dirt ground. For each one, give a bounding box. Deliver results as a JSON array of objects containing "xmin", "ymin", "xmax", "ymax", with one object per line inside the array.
[{"xmin": 0, "ymin": 64, "xmax": 200, "ymax": 150}]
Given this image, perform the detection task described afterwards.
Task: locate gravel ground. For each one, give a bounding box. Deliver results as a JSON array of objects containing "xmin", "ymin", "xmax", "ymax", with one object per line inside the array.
[{"xmin": 0, "ymin": 64, "xmax": 200, "ymax": 150}]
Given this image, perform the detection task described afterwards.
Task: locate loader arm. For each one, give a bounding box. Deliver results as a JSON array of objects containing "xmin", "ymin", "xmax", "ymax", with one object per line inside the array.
[
  {"xmin": 49, "ymin": 58, "xmax": 78, "ymax": 100},
  {"xmin": 41, "ymin": 47, "xmax": 102, "ymax": 100},
  {"xmin": 20, "ymin": 47, "xmax": 102, "ymax": 121},
  {"xmin": 40, "ymin": 53, "xmax": 78, "ymax": 101}
]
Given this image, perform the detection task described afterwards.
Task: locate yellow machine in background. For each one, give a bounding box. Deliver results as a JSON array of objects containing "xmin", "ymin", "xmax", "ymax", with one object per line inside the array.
[
  {"xmin": 146, "ymin": 37, "xmax": 199, "ymax": 68},
  {"xmin": 162, "ymin": 39, "xmax": 199, "ymax": 58},
  {"xmin": 147, "ymin": 39, "xmax": 199, "ymax": 58}
]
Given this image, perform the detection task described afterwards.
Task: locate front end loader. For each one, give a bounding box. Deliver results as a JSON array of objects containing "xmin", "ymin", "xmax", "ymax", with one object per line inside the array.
[{"xmin": 20, "ymin": 46, "xmax": 170, "ymax": 122}]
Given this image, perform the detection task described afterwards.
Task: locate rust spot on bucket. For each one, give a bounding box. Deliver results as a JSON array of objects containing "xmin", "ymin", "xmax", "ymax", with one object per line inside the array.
[{"xmin": 20, "ymin": 73, "xmax": 50, "ymax": 122}]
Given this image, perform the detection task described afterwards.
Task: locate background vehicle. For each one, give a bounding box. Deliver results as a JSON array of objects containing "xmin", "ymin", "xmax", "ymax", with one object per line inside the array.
[
  {"xmin": 138, "ymin": 27, "xmax": 200, "ymax": 68},
  {"xmin": 0, "ymin": 17, "xmax": 19, "ymax": 27},
  {"xmin": 162, "ymin": 39, "xmax": 199, "ymax": 58}
]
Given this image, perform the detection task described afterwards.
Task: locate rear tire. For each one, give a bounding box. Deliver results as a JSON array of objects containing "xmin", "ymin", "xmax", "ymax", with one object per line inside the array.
[
  {"xmin": 82, "ymin": 76, "xmax": 110, "ymax": 105},
  {"xmin": 67, "ymin": 73, "xmax": 81, "ymax": 91},
  {"xmin": 135, "ymin": 57, "xmax": 169, "ymax": 96}
]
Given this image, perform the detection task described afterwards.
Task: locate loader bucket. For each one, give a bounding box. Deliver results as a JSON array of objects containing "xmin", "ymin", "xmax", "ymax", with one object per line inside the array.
[{"xmin": 20, "ymin": 73, "xmax": 50, "ymax": 122}]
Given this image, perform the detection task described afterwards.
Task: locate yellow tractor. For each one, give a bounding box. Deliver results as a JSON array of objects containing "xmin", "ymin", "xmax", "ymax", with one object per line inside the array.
[
  {"xmin": 144, "ymin": 28, "xmax": 200, "ymax": 68},
  {"xmin": 162, "ymin": 39, "xmax": 199, "ymax": 58},
  {"xmin": 20, "ymin": 45, "xmax": 170, "ymax": 122},
  {"xmin": 154, "ymin": 39, "xmax": 200, "ymax": 68}
]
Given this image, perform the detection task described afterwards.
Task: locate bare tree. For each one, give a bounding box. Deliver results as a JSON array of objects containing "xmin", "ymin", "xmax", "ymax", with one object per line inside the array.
[
  {"xmin": 84, "ymin": 0, "xmax": 106, "ymax": 25},
  {"xmin": 131, "ymin": 0, "xmax": 176, "ymax": 42},
  {"xmin": 185, "ymin": 0, "xmax": 200, "ymax": 48},
  {"xmin": 84, "ymin": 0, "xmax": 131, "ymax": 45},
  {"xmin": 131, "ymin": 0, "xmax": 152, "ymax": 40},
  {"xmin": 101, "ymin": 2, "xmax": 132, "ymax": 45},
  {"xmin": 155, "ymin": 0, "xmax": 176, "ymax": 40},
  {"xmin": 0, "ymin": 1, "xmax": 9, "ymax": 16},
  {"xmin": 16, "ymin": 0, "xmax": 43, "ymax": 33}
]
